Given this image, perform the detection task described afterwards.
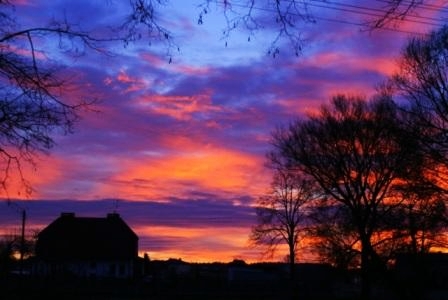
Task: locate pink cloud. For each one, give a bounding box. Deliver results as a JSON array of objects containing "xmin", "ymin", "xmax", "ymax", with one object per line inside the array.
[
  {"xmin": 141, "ymin": 52, "xmax": 211, "ymax": 76},
  {"xmin": 136, "ymin": 91, "xmax": 223, "ymax": 121},
  {"xmin": 304, "ymin": 51, "xmax": 398, "ymax": 78},
  {"xmin": 115, "ymin": 69, "xmax": 148, "ymax": 93}
]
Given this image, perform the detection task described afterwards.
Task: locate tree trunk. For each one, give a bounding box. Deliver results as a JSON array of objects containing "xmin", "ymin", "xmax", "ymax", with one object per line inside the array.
[
  {"xmin": 360, "ymin": 235, "xmax": 372, "ymax": 300},
  {"xmin": 409, "ymin": 212, "xmax": 419, "ymax": 254},
  {"xmin": 360, "ymin": 248, "xmax": 370, "ymax": 300},
  {"xmin": 288, "ymin": 242, "xmax": 297, "ymax": 300},
  {"xmin": 289, "ymin": 242, "xmax": 295, "ymax": 280}
]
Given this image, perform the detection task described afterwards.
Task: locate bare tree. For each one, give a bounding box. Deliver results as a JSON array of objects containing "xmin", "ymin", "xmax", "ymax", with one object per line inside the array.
[
  {"xmin": 250, "ymin": 169, "xmax": 316, "ymax": 279},
  {"xmin": 0, "ymin": 234, "xmax": 17, "ymax": 278},
  {"xmin": 0, "ymin": 0, "xmax": 177, "ymax": 196},
  {"xmin": 391, "ymin": 188, "xmax": 448, "ymax": 254},
  {"xmin": 369, "ymin": 0, "xmax": 425, "ymax": 29},
  {"xmin": 309, "ymin": 203, "xmax": 361, "ymax": 270},
  {"xmin": 270, "ymin": 94, "xmax": 424, "ymax": 300},
  {"xmin": 390, "ymin": 25, "xmax": 448, "ymax": 190},
  {"xmin": 197, "ymin": 0, "xmax": 315, "ymax": 57},
  {"xmin": 382, "ymin": 25, "xmax": 448, "ymax": 257},
  {"xmin": 197, "ymin": 1, "xmax": 445, "ymax": 56}
]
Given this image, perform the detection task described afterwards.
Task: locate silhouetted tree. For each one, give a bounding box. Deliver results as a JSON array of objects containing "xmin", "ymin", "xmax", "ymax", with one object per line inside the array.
[
  {"xmin": 0, "ymin": 0, "xmax": 176, "ymax": 196},
  {"xmin": 270, "ymin": 94, "xmax": 424, "ymax": 300},
  {"xmin": 384, "ymin": 25, "xmax": 448, "ymax": 256},
  {"xmin": 0, "ymin": 231, "xmax": 35, "ymax": 278},
  {"xmin": 390, "ymin": 189, "xmax": 448, "ymax": 254},
  {"xmin": 250, "ymin": 169, "xmax": 316, "ymax": 279},
  {"xmin": 309, "ymin": 204, "xmax": 361, "ymax": 270},
  {"xmin": 0, "ymin": 234, "xmax": 17, "ymax": 278},
  {"xmin": 391, "ymin": 25, "xmax": 448, "ymax": 191}
]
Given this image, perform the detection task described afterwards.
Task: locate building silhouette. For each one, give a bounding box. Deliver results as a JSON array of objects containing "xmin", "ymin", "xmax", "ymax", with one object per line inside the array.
[{"xmin": 34, "ymin": 212, "xmax": 139, "ymax": 279}]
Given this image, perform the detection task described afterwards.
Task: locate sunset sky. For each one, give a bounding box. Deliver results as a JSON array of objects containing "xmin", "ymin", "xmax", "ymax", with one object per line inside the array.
[{"xmin": 0, "ymin": 0, "xmax": 445, "ymax": 263}]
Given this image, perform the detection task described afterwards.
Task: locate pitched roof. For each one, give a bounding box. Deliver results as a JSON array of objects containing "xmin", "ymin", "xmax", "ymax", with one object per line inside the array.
[{"xmin": 36, "ymin": 212, "xmax": 138, "ymax": 261}]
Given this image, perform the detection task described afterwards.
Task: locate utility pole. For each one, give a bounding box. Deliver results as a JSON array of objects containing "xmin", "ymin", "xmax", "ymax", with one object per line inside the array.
[{"xmin": 19, "ymin": 209, "xmax": 26, "ymax": 276}]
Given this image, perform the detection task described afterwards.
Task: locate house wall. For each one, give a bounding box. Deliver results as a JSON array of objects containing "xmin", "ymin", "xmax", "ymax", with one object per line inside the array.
[{"xmin": 33, "ymin": 259, "xmax": 136, "ymax": 279}]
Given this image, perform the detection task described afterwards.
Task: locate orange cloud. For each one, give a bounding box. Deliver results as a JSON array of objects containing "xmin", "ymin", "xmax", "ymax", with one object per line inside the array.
[
  {"xmin": 136, "ymin": 91, "xmax": 223, "ymax": 121},
  {"xmin": 97, "ymin": 143, "xmax": 270, "ymax": 201},
  {"xmin": 136, "ymin": 225, "xmax": 271, "ymax": 263},
  {"xmin": 9, "ymin": 133, "xmax": 271, "ymax": 202},
  {"xmin": 0, "ymin": 153, "xmax": 64, "ymax": 199}
]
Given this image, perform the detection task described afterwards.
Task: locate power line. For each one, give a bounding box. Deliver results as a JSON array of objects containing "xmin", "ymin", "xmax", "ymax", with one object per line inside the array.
[
  {"xmin": 375, "ymin": 0, "xmax": 448, "ymax": 13},
  {"xmin": 304, "ymin": 0, "xmax": 447, "ymax": 28},
  {"xmin": 306, "ymin": 1, "xmax": 444, "ymax": 34},
  {"xmin": 308, "ymin": 2, "xmax": 443, "ymax": 27},
  {"xmin": 227, "ymin": 1, "xmax": 436, "ymax": 36},
  {"xmin": 314, "ymin": 0, "xmax": 447, "ymax": 25},
  {"xmin": 280, "ymin": 0, "xmax": 448, "ymax": 16},
  {"xmin": 312, "ymin": 14, "xmax": 427, "ymax": 36}
]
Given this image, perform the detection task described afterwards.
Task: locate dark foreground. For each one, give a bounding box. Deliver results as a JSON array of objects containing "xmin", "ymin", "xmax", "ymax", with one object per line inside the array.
[
  {"xmin": 4, "ymin": 258, "xmax": 448, "ymax": 300},
  {"xmin": 3, "ymin": 275, "xmax": 448, "ymax": 300},
  {"xmin": 2, "ymin": 275, "xmax": 361, "ymax": 300}
]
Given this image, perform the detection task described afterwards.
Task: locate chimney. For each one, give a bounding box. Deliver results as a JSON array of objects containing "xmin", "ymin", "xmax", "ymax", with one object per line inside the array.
[
  {"xmin": 60, "ymin": 212, "xmax": 75, "ymax": 218},
  {"xmin": 107, "ymin": 212, "xmax": 120, "ymax": 219}
]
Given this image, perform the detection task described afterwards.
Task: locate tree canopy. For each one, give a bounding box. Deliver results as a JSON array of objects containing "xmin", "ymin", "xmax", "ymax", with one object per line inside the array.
[
  {"xmin": 250, "ymin": 169, "xmax": 317, "ymax": 278},
  {"xmin": 268, "ymin": 94, "xmax": 430, "ymax": 299}
]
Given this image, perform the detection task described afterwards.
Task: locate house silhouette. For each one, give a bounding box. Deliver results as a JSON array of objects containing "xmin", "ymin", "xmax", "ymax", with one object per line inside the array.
[{"xmin": 34, "ymin": 212, "xmax": 139, "ymax": 279}]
